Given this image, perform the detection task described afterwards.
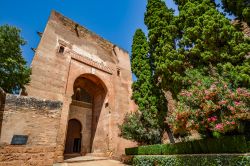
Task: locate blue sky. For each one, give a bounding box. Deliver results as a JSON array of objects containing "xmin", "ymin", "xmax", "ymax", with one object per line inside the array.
[
  {"xmin": 0, "ymin": 0, "xmax": 231, "ymax": 66},
  {"xmin": 0, "ymin": 0, "xmax": 177, "ymax": 65}
]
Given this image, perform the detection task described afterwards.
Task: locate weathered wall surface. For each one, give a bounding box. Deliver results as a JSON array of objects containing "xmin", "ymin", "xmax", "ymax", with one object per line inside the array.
[
  {"xmin": 0, "ymin": 94, "xmax": 62, "ymax": 165},
  {"xmin": 0, "ymin": 88, "xmax": 6, "ymax": 138},
  {"xmin": 241, "ymin": 22, "xmax": 250, "ymax": 37},
  {"xmin": 0, "ymin": 146, "xmax": 55, "ymax": 166}
]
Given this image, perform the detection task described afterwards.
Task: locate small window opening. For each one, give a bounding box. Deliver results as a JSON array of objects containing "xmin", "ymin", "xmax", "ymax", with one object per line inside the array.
[
  {"xmin": 58, "ymin": 46, "xmax": 65, "ymax": 54},
  {"xmin": 117, "ymin": 69, "xmax": 120, "ymax": 76}
]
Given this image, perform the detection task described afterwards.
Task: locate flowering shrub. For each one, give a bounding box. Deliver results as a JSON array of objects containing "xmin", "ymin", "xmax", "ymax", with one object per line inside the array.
[{"xmin": 167, "ymin": 78, "xmax": 250, "ymax": 138}]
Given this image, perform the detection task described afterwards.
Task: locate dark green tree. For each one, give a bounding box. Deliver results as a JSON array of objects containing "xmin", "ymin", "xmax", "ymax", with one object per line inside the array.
[
  {"xmin": 144, "ymin": 0, "xmax": 184, "ymax": 96},
  {"xmin": 221, "ymin": 0, "xmax": 250, "ymax": 25},
  {"xmin": 120, "ymin": 29, "xmax": 162, "ymax": 144},
  {"xmin": 0, "ymin": 25, "xmax": 31, "ymax": 93},
  {"xmin": 172, "ymin": 0, "xmax": 250, "ymax": 89},
  {"xmin": 143, "ymin": 0, "xmax": 181, "ymax": 143}
]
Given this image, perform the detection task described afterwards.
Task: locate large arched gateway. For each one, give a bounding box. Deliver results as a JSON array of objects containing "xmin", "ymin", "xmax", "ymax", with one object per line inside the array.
[{"xmin": 65, "ymin": 74, "xmax": 108, "ymax": 157}]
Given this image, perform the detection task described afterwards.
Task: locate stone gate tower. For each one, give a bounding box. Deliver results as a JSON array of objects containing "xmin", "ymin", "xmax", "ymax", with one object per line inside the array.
[{"xmin": 25, "ymin": 11, "xmax": 135, "ymax": 162}]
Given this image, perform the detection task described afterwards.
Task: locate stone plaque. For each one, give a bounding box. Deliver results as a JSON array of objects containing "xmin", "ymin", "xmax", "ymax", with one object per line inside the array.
[{"xmin": 11, "ymin": 135, "xmax": 28, "ymax": 145}]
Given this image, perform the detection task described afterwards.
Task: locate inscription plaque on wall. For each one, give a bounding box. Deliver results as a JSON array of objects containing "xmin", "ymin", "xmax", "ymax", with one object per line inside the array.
[{"xmin": 11, "ymin": 135, "xmax": 28, "ymax": 145}]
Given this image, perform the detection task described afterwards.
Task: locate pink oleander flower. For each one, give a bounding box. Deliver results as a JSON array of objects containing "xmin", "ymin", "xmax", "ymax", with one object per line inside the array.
[
  {"xmin": 230, "ymin": 93, "xmax": 235, "ymax": 99},
  {"xmin": 228, "ymin": 106, "xmax": 236, "ymax": 112},
  {"xmin": 205, "ymin": 96, "xmax": 210, "ymax": 100},
  {"xmin": 210, "ymin": 84, "xmax": 216, "ymax": 90},
  {"xmin": 211, "ymin": 116, "xmax": 217, "ymax": 122},
  {"xmin": 218, "ymin": 100, "xmax": 227, "ymax": 105},
  {"xmin": 180, "ymin": 92, "xmax": 186, "ymax": 96},
  {"xmin": 208, "ymin": 116, "xmax": 217, "ymax": 122},
  {"xmin": 215, "ymin": 123, "xmax": 223, "ymax": 131},
  {"xmin": 205, "ymin": 90, "xmax": 209, "ymax": 95},
  {"xmin": 231, "ymin": 121, "xmax": 235, "ymax": 125},
  {"xmin": 186, "ymin": 92, "xmax": 192, "ymax": 97},
  {"xmin": 234, "ymin": 101, "xmax": 241, "ymax": 106}
]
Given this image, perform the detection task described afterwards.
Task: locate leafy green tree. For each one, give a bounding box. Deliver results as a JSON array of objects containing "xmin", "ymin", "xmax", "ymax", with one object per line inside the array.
[
  {"xmin": 221, "ymin": 0, "xmax": 250, "ymax": 25},
  {"xmin": 173, "ymin": 0, "xmax": 250, "ymax": 89},
  {"xmin": 120, "ymin": 29, "xmax": 162, "ymax": 144},
  {"xmin": 0, "ymin": 25, "xmax": 31, "ymax": 93}
]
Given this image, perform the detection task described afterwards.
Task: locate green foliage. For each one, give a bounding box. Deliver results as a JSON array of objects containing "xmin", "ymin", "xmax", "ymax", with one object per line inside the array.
[
  {"xmin": 125, "ymin": 144, "xmax": 162, "ymax": 155},
  {"xmin": 0, "ymin": 24, "xmax": 31, "ymax": 93},
  {"xmin": 170, "ymin": 0, "xmax": 250, "ymax": 95},
  {"xmin": 130, "ymin": 29, "xmax": 157, "ymax": 113},
  {"xmin": 119, "ymin": 29, "xmax": 162, "ymax": 144},
  {"xmin": 163, "ymin": 0, "xmax": 250, "ymax": 137},
  {"xmin": 139, "ymin": 144, "xmax": 162, "ymax": 155},
  {"xmin": 221, "ymin": 0, "xmax": 250, "ymax": 25},
  {"xmin": 133, "ymin": 155, "xmax": 250, "ymax": 166},
  {"xmin": 145, "ymin": 0, "xmax": 184, "ymax": 96},
  {"xmin": 122, "ymin": 0, "xmax": 250, "ymax": 144},
  {"xmin": 119, "ymin": 112, "xmax": 161, "ymax": 145},
  {"xmin": 125, "ymin": 135, "xmax": 249, "ymax": 155}
]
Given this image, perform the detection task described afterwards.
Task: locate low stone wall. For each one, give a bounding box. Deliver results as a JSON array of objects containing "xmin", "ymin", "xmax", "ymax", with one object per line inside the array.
[
  {"xmin": 0, "ymin": 94, "xmax": 63, "ymax": 165},
  {"xmin": 0, "ymin": 94, "xmax": 62, "ymax": 146},
  {"xmin": 0, "ymin": 145, "xmax": 56, "ymax": 166}
]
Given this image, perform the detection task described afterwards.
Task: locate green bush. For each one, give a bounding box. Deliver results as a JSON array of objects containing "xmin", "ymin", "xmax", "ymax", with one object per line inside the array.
[
  {"xmin": 139, "ymin": 144, "xmax": 162, "ymax": 155},
  {"xmin": 133, "ymin": 155, "xmax": 250, "ymax": 166},
  {"xmin": 161, "ymin": 142, "xmax": 193, "ymax": 155},
  {"xmin": 125, "ymin": 147, "xmax": 139, "ymax": 155},
  {"xmin": 125, "ymin": 135, "xmax": 249, "ymax": 155}
]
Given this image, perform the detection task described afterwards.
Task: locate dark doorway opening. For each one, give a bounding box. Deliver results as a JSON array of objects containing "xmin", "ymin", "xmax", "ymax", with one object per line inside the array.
[
  {"xmin": 73, "ymin": 138, "xmax": 81, "ymax": 153},
  {"xmin": 64, "ymin": 119, "xmax": 82, "ymax": 154}
]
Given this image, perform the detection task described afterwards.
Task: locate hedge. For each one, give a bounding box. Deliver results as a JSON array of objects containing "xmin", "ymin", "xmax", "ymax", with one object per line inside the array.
[
  {"xmin": 133, "ymin": 155, "xmax": 250, "ymax": 166},
  {"xmin": 126, "ymin": 135, "xmax": 249, "ymax": 155}
]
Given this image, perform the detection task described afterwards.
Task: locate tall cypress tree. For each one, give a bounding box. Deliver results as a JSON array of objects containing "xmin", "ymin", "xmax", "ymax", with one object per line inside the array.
[
  {"xmin": 145, "ymin": 0, "xmax": 184, "ymax": 96},
  {"xmin": 120, "ymin": 29, "xmax": 162, "ymax": 144},
  {"xmin": 131, "ymin": 29, "xmax": 157, "ymax": 114},
  {"xmin": 144, "ymin": 0, "xmax": 180, "ymax": 143}
]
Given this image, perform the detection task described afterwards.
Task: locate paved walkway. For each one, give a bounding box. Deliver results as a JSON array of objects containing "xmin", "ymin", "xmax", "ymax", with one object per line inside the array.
[
  {"xmin": 54, "ymin": 160, "xmax": 128, "ymax": 166},
  {"xmin": 54, "ymin": 156, "xmax": 129, "ymax": 166}
]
